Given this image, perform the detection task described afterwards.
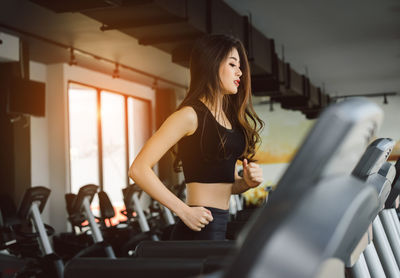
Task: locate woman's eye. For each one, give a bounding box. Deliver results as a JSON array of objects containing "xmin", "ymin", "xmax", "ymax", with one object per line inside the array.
[{"xmin": 229, "ymin": 63, "xmax": 236, "ymax": 67}]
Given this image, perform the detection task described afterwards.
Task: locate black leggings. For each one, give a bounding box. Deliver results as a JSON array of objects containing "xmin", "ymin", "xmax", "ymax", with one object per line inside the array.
[{"xmin": 170, "ymin": 207, "xmax": 229, "ymax": 240}]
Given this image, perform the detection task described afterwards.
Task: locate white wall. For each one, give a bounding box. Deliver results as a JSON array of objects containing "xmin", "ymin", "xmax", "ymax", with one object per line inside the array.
[
  {"xmin": 29, "ymin": 61, "xmax": 51, "ymax": 223},
  {"xmin": 370, "ymin": 96, "xmax": 400, "ymax": 144}
]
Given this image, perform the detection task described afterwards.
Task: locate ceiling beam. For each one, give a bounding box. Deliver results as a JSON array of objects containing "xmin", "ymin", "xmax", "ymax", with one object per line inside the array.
[
  {"xmin": 138, "ymin": 33, "xmax": 199, "ymax": 46},
  {"xmin": 100, "ymin": 16, "xmax": 186, "ymax": 31}
]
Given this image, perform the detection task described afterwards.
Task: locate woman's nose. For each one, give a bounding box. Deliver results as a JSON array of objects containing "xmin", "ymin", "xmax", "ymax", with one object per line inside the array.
[{"xmin": 237, "ymin": 68, "xmax": 242, "ymax": 77}]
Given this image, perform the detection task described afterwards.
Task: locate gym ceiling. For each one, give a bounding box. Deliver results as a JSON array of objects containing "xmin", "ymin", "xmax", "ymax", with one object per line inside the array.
[{"xmin": 0, "ymin": 0, "xmax": 399, "ymax": 117}]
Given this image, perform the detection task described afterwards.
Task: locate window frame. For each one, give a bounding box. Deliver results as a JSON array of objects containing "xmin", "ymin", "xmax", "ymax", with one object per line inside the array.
[{"xmin": 66, "ymin": 80, "xmax": 152, "ymax": 192}]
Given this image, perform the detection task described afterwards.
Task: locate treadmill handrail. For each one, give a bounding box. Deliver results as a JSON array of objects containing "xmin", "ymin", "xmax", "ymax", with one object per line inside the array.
[
  {"xmin": 245, "ymin": 176, "xmax": 378, "ymax": 278},
  {"xmin": 352, "ymin": 138, "xmax": 395, "ymax": 180}
]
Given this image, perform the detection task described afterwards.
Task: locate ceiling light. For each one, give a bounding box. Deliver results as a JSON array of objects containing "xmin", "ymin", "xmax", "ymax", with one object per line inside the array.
[
  {"xmin": 68, "ymin": 48, "xmax": 77, "ymax": 66},
  {"xmin": 112, "ymin": 63, "xmax": 119, "ymax": 79}
]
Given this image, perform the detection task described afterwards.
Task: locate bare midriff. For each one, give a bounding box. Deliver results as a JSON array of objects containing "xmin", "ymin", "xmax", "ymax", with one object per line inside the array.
[{"xmin": 186, "ymin": 182, "xmax": 232, "ymax": 210}]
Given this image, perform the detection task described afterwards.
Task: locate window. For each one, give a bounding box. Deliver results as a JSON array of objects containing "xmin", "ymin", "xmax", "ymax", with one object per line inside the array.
[
  {"xmin": 67, "ymin": 82, "xmax": 152, "ymax": 224},
  {"xmin": 101, "ymin": 91, "xmax": 127, "ymax": 205},
  {"xmin": 68, "ymin": 84, "xmax": 99, "ymax": 189}
]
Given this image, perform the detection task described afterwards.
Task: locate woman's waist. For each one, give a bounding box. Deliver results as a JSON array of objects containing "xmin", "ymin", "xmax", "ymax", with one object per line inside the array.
[{"xmin": 186, "ymin": 182, "xmax": 232, "ymax": 210}]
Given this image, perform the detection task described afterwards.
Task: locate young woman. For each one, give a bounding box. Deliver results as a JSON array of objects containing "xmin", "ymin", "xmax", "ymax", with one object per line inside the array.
[{"xmin": 129, "ymin": 34, "xmax": 264, "ymax": 240}]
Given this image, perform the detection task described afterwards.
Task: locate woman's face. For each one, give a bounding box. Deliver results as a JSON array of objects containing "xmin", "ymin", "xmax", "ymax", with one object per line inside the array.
[{"xmin": 219, "ymin": 48, "xmax": 242, "ymax": 95}]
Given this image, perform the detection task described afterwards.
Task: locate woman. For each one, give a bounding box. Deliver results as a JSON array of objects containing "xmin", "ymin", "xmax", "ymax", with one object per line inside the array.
[{"xmin": 129, "ymin": 34, "xmax": 264, "ymax": 240}]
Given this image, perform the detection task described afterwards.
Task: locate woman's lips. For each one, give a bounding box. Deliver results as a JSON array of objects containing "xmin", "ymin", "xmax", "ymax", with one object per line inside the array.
[{"xmin": 234, "ymin": 80, "xmax": 240, "ymax": 87}]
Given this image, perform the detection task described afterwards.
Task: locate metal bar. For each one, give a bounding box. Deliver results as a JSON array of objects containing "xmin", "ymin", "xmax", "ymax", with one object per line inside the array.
[
  {"xmin": 389, "ymin": 209, "xmax": 400, "ymax": 236},
  {"xmin": 363, "ymin": 242, "xmax": 386, "ymax": 278},
  {"xmin": 333, "ymin": 92, "xmax": 398, "ymax": 99},
  {"xmin": 104, "ymin": 245, "xmax": 116, "ymax": 259},
  {"xmin": 380, "ymin": 210, "xmax": 400, "ymax": 265},
  {"xmin": 132, "ymin": 192, "xmax": 150, "ymax": 232},
  {"xmin": 229, "ymin": 195, "xmax": 237, "ymax": 216},
  {"xmin": 161, "ymin": 205, "xmax": 175, "ymax": 225},
  {"xmin": 82, "ymin": 197, "xmax": 116, "ymax": 258},
  {"xmin": 30, "ymin": 201, "xmax": 53, "ymax": 255},
  {"xmin": 372, "ymin": 217, "xmax": 400, "ymax": 277},
  {"xmin": 82, "ymin": 197, "xmax": 103, "ymax": 243},
  {"xmin": 351, "ymin": 253, "xmax": 372, "ymax": 278},
  {"xmin": 234, "ymin": 195, "xmax": 243, "ymax": 211}
]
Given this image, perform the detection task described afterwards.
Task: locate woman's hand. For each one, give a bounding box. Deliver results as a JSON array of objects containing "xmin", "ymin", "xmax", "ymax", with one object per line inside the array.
[
  {"xmin": 179, "ymin": 206, "xmax": 214, "ymax": 231},
  {"xmin": 243, "ymin": 159, "xmax": 264, "ymax": 188}
]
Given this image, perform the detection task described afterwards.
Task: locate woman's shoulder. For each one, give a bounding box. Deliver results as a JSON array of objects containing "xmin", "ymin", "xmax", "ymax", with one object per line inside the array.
[
  {"xmin": 180, "ymin": 99, "xmax": 206, "ymax": 111},
  {"xmin": 176, "ymin": 105, "xmax": 198, "ymax": 122},
  {"xmin": 175, "ymin": 100, "xmax": 208, "ymax": 136},
  {"xmin": 180, "ymin": 100, "xmax": 208, "ymax": 117},
  {"xmin": 167, "ymin": 105, "xmax": 197, "ymax": 136}
]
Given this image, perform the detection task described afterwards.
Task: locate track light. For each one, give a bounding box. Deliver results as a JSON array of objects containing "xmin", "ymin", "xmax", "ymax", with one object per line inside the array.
[
  {"xmin": 383, "ymin": 94, "xmax": 388, "ymax": 105},
  {"xmin": 112, "ymin": 63, "xmax": 119, "ymax": 79},
  {"xmin": 269, "ymin": 100, "xmax": 274, "ymax": 112},
  {"xmin": 68, "ymin": 48, "xmax": 77, "ymax": 66},
  {"xmin": 152, "ymin": 78, "xmax": 158, "ymax": 90}
]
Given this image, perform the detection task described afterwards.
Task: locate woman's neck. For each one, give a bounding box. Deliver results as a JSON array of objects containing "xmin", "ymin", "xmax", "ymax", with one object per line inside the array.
[{"xmin": 202, "ymin": 95, "xmax": 224, "ymax": 113}]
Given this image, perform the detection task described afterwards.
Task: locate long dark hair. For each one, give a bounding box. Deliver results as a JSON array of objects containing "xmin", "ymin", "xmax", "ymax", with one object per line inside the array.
[{"xmin": 174, "ymin": 34, "xmax": 264, "ymax": 171}]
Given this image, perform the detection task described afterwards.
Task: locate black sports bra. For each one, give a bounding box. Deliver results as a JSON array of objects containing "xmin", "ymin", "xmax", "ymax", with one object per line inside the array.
[{"xmin": 178, "ymin": 100, "xmax": 245, "ymax": 183}]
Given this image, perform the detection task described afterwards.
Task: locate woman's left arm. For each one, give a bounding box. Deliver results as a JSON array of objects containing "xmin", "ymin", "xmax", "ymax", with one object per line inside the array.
[{"xmin": 231, "ymin": 159, "xmax": 264, "ymax": 194}]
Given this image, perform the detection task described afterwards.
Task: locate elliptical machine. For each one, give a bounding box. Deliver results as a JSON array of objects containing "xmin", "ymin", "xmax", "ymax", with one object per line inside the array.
[
  {"xmin": 1, "ymin": 187, "xmax": 63, "ymax": 278},
  {"xmin": 54, "ymin": 184, "xmax": 116, "ymax": 260}
]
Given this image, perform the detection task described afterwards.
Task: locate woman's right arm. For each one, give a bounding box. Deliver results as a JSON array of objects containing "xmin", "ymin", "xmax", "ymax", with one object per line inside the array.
[{"xmin": 129, "ymin": 106, "xmax": 213, "ymax": 231}]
